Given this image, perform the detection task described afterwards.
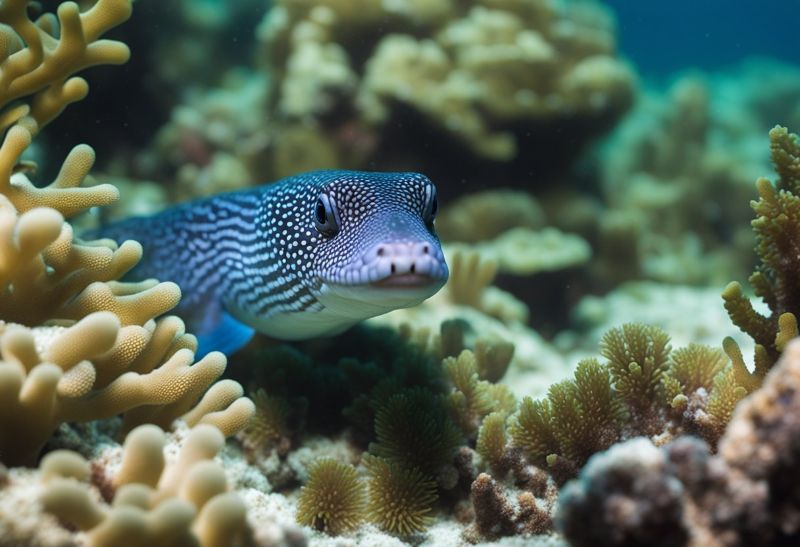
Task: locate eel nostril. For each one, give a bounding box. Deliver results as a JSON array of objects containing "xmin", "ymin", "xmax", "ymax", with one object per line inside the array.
[
  {"xmin": 391, "ymin": 263, "xmax": 396, "ymax": 274},
  {"xmin": 376, "ymin": 246, "xmax": 385, "ymax": 257},
  {"xmin": 410, "ymin": 263, "xmax": 416, "ymax": 273},
  {"xmin": 422, "ymin": 245, "xmax": 429, "ymax": 254}
]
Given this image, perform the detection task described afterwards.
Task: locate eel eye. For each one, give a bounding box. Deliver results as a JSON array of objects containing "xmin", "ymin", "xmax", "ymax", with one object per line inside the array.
[
  {"xmin": 314, "ymin": 195, "xmax": 339, "ymax": 237},
  {"xmin": 424, "ymin": 186, "xmax": 438, "ymax": 227}
]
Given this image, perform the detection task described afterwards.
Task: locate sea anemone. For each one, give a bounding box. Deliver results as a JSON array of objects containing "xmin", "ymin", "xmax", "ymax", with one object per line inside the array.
[
  {"xmin": 296, "ymin": 458, "xmax": 365, "ymax": 535},
  {"xmin": 363, "ymin": 454, "xmax": 438, "ymax": 536}
]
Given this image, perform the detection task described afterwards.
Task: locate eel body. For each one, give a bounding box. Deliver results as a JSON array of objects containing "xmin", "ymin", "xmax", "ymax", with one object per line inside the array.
[{"xmin": 94, "ymin": 170, "xmax": 449, "ymax": 355}]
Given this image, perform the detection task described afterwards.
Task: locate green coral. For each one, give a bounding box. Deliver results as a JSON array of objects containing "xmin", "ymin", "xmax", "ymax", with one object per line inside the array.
[
  {"xmin": 510, "ymin": 358, "xmax": 625, "ymax": 479},
  {"xmin": 662, "ymin": 344, "xmax": 727, "ymax": 408},
  {"xmin": 723, "ymin": 126, "xmax": 800, "ymax": 386},
  {"xmin": 371, "ymin": 387, "xmax": 463, "ymax": 478},
  {"xmin": 235, "ymin": 320, "xmax": 517, "ymax": 536},
  {"xmin": 476, "ymin": 412, "xmax": 509, "ymax": 475},
  {"xmin": 509, "ymin": 324, "xmax": 747, "ymax": 481},
  {"xmin": 240, "ymin": 389, "xmax": 292, "ymax": 455},
  {"xmin": 599, "ymin": 323, "xmax": 670, "ymax": 421}
]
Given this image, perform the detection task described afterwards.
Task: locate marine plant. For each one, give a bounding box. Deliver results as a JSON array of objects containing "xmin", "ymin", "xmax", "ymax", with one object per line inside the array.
[{"xmin": 723, "ymin": 125, "xmax": 800, "ymax": 387}]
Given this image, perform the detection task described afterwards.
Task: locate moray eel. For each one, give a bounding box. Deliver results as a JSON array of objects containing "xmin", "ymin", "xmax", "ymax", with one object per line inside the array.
[{"xmin": 95, "ymin": 170, "xmax": 449, "ymax": 356}]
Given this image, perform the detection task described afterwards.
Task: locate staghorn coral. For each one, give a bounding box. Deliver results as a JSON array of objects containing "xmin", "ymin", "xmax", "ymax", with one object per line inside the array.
[
  {"xmin": 723, "ymin": 126, "xmax": 800, "ymax": 386},
  {"xmin": 256, "ymin": 0, "xmax": 635, "ymax": 181},
  {"xmin": 295, "ymin": 458, "xmax": 365, "ymax": 535},
  {"xmin": 39, "ymin": 424, "xmax": 250, "ymax": 547},
  {"xmin": 0, "ymin": 0, "xmax": 132, "ymax": 136}
]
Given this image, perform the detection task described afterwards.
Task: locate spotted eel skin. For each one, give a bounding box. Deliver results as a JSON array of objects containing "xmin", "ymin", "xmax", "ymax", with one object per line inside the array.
[{"xmin": 95, "ymin": 170, "xmax": 449, "ymax": 355}]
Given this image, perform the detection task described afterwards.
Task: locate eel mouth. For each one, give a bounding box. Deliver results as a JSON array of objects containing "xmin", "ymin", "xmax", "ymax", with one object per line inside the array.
[{"xmin": 369, "ymin": 273, "xmax": 438, "ymax": 288}]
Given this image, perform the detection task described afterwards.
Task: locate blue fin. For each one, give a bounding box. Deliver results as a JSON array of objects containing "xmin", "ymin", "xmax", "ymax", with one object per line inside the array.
[{"xmin": 196, "ymin": 311, "xmax": 255, "ymax": 358}]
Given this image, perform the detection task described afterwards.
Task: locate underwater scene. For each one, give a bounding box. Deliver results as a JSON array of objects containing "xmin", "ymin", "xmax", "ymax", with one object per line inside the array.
[{"xmin": 0, "ymin": 0, "xmax": 799, "ymax": 545}]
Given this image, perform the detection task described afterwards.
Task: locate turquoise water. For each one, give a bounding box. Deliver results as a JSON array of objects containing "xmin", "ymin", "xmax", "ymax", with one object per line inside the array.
[{"xmin": 608, "ymin": 0, "xmax": 799, "ymax": 75}]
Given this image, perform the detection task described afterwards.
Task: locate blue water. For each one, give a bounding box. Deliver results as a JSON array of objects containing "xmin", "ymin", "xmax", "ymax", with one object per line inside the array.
[{"xmin": 606, "ymin": 0, "xmax": 800, "ymax": 76}]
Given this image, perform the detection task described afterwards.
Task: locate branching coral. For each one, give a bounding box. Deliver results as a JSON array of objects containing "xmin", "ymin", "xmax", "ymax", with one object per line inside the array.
[
  {"xmin": 0, "ymin": 0, "xmax": 132, "ymax": 136},
  {"xmin": 0, "ymin": 0, "xmax": 254, "ymax": 466},
  {"xmin": 509, "ymin": 324, "xmax": 747, "ymax": 482},
  {"xmin": 0, "ymin": 314, "xmax": 250, "ymax": 465},
  {"xmin": 39, "ymin": 424, "xmax": 250, "ymax": 547},
  {"xmin": 723, "ymin": 126, "xmax": 800, "ymax": 386}
]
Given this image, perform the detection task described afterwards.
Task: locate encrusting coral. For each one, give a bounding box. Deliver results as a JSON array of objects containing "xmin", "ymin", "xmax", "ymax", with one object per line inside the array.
[
  {"xmin": 39, "ymin": 424, "xmax": 250, "ymax": 547},
  {"xmin": 0, "ymin": 0, "xmax": 254, "ymax": 467}
]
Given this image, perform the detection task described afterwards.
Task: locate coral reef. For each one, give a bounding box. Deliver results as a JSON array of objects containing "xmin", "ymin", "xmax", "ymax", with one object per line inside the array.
[
  {"xmin": 259, "ymin": 0, "xmax": 635, "ymax": 180},
  {"xmin": 557, "ymin": 337, "xmax": 800, "ymax": 546},
  {"xmin": 0, "ymin": 0, "xmax": 253, "ymax": 467},
  {"xmin": 137, "ymin": 0, "xmax": 635, "ymax": 195},
  {"xmin": 585, "ymin": 62, "xmax": 800, "ymax": 289},
  {"xmin": 509, "ymin": 323, "xmax": 747, "ymax": 482},
  {"xmin": 15, "ymin": 424, "xmax": 249, "ymax": 546}
]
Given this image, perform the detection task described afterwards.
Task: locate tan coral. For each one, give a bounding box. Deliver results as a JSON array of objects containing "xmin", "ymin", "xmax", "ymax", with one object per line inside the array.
[
  {"xmin": 39, "ymin": 424, "xmax": 250, "ymax": 547},
  {"xmin": 257, "ymin": 0, "xmax": 634, "ymax": 173},
  {"xmin": 0, "ymin": 314, "xmax": 253, "ymax": 466},
  {"xmin": 0, "ymin": 0, "xmax": 254, "ymax": 467}
]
